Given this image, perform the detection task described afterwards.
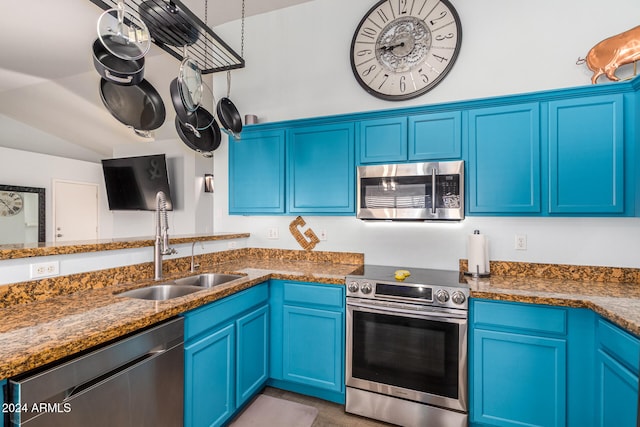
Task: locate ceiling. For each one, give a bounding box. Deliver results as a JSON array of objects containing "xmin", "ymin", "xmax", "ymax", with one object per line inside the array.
[{"xmin": 0, "ymin": 0, "xmax": 312, "ymax": 163}]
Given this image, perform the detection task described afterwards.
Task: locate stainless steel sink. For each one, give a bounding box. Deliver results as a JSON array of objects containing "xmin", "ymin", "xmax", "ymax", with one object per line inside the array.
[
  {"xmin": 174, "ymin": 273, "xmax": 243, "ymax": 288},
  {"xmin": 117, "ymin": 284, "xmax": 204, "ymax": 301}
]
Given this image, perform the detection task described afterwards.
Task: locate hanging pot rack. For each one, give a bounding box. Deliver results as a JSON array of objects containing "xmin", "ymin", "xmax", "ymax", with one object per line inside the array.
[{"xmin": 88, "ymin": 0, "xmax": 244, "ymax": 74}]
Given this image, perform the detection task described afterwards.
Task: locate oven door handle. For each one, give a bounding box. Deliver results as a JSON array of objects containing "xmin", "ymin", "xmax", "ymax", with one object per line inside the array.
[{"xmin": 347, "ymin": 300, "xmax": 467, "ymax": 322}]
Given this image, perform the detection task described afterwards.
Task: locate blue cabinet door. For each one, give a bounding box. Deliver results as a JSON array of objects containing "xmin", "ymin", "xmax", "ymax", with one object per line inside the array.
[
  {"xmin": 595, "ymin": 318, "xmax": 640, "ymax": 427},
  {"xmin": 409, "ymin": 111, "xmax": 462, "ymax": 160},
  {"xmin": 184, "ymin": 323, "xmax": 235, "ymax": 427},
  {"xmin": 287, "ymin": 123, "xmax": 355, "ymax": 213},
  {"xmin": 229, "ymin": 129, "xmax": 285, "ymax": 214},
  {"xmin": 548, "ymin": 94, "xmax": 624, "ymax": 214},
  {"xmin": 472, "ymin": 329, "xmax": 567, "ymax": 427},
  {"xmin": 358, "ymin": 117, "xmax": 408, "ymax": 164},
  {"xmin": 596, "ymin": 350, "xmax": 639, "ymax": 427},
  {"xmin": 282, "ymin": 305, "xmax": 343, "ymax": 393},
  {"xmin": 468, "ymin": 103, "xmax": 541, "ymax": 214},
  {"xmin": 236, "ymin": 304, "xmax": 269, "ymax": 407}
]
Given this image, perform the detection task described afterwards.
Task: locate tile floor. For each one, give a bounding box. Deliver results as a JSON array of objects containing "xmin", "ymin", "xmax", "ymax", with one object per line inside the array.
[{"xmin": 261, "ymin": 387, "xmax": 393, "ymax": 427}]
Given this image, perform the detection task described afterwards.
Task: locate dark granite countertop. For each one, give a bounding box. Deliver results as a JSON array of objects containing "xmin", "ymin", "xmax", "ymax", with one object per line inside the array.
[{"xmin": 0, "ymin": 254, "xmax": 639, "ymax": 380}]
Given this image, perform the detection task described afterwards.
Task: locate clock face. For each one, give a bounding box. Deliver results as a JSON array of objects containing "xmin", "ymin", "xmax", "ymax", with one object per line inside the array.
[
  {"xmin": 350, "ymin": 0, "xmax": 462, "ymax": 101},
  {"xmin": 0, "ymin": 191, "xmax": 24, "ymax": 217}
]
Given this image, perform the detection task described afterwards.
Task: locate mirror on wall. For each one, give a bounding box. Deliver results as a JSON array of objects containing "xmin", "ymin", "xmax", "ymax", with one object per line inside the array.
[{"xmin": 0, "ymin": 185, "xmax": 45, "ymax": 245}]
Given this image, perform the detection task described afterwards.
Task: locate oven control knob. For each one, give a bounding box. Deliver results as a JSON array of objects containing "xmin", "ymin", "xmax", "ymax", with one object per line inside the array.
[
  {"xmin": 451, "ymin": 291, "xmax": 466, "ymax": 305},
  {"xmin": 347, "ymin": 281, "xmax": 360, "ymax": 293},
  {"xmin": 361, "ymin": 281, "xmax": 373, "ymax": 294},
  {"xmin": 436, "ymin": 289, "xmax": 450, "ymax": 303}
]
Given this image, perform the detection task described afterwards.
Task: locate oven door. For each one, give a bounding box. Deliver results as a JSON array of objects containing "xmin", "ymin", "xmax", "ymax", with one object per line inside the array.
[{"xmin": 346, "ymin": 298, "xmax": 467, "ymax": 412}]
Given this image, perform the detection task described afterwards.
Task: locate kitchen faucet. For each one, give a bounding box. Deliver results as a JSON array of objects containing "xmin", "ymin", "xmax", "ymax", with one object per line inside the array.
[
  {"xmin": 190, "ymin": 241, "xmax": 205, "ymax": 273},
  {"xmin": 154, "ymin": 191, "xmax": 177, "ymax": 280}
]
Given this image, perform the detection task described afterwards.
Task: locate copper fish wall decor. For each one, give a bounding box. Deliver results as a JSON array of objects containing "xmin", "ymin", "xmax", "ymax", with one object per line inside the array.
[{"xmin": 578, "ymin": 25, "xmax": 640, "ymax": 84}]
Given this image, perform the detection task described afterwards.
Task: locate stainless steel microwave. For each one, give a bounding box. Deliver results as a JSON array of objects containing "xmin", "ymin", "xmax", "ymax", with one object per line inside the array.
[{"xmin": 357, "ymin": 160, "xmax": 464, "ymax": 221}]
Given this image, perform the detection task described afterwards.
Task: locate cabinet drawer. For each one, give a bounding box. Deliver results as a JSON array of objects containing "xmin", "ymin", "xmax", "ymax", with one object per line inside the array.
[
  {"xmin": 184, "ymin": 283, "xmax": 269, "ymax": 340},
  {"xmin": 598, "ymin": 318, "xmax": 640, "ymax": 374},
  {"xmin": 473, "ymin": 299, "xmax": 567, "ymax": 335},
  {"xmin": 283, "ymin": 282, "xmax": 344, "ymax": 309}
]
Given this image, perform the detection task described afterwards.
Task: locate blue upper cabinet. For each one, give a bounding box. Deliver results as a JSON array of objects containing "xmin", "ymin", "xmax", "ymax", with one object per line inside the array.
[
  {"xmin": 468, "ymin": 103, "xmax": 542, "ymax": 214},
  {"xmin": 548, "ymin": 94, "xmax": 624, "ymax": 214},
  {"xmin": 358, "ymin": 117, "xmax": 408, "ymax": 163},
  {"xmin": 409, "ymin": 111, "xmax": 462, "ymax": 160},
  {"xmin": 287, "ymin": 123, "xmax": 355, "ymax": 214},
  {"xmin": 358, "ymin": 111, "xmax": 461, "ymax": 164},
  {"xmin": 229, "ymin": 129, "xmax": 285, "ymax": 214}
]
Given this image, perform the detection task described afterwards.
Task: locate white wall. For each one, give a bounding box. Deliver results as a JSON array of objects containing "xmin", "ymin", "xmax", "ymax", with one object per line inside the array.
[
  {"xmin": 0, "ymin": 146, "xmax": 113, "ymax": 241},
  {"xmin": 210, "ymin": 0, "xmax": 640, "ymax": 270}
]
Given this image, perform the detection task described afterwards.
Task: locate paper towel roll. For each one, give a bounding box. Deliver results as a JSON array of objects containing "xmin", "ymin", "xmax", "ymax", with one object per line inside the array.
[{"xmin": 467, "ymin": 230, "xmax": 490, "ymax": 276}]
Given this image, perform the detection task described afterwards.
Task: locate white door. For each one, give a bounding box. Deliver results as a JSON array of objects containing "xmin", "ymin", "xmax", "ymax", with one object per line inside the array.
[{"xmin": 53, "ymin": 180, "xmax": 98, "ymax": 242}]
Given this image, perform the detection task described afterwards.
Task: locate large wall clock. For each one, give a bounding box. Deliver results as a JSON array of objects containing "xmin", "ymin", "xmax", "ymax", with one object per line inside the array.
[
  {"xmin": 350, "ymin": 0, "xmax": 462, "ymax": 101},
  {"xmin": 0, "ymin": 191, "xmax": 24, "ymax": 217}
]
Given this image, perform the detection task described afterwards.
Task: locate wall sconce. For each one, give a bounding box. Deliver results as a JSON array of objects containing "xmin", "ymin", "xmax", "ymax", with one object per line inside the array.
[{"xmin": 204, "ymin": 174, "xmax": 214, "ymax": 193}]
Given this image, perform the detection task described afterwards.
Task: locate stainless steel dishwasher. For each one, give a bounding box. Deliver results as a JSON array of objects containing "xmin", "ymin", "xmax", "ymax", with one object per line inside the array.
[{"xmin": 8, "ymin": 317, "xmax": 184, "ymax": 427}]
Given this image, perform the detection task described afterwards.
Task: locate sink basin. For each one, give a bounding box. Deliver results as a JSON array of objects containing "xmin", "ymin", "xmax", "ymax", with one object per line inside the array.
[
  {"xmin": 174, "ymin": 273, "xmax": 243, "ymax": 288},
  {"xmin": 117, "ymin": 284, "xmax": 204, "ymax": 301}
]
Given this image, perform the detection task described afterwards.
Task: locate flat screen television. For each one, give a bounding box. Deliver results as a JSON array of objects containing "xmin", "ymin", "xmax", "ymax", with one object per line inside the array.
[{"xmin": 102, "ymin": 154, "xmax": 173, "ymax": 211}]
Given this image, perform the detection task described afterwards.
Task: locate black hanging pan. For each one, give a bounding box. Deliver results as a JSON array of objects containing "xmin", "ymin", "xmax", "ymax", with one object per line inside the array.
[
  {"xmin": 138, "ymin": 0, "xmax": 199, "ymax": 47},
  {"xmin": 216, "ymin": 71, "xmax": 242, "ymax": 137},
  {"xmin": 92, "ymin": 38, "xmax": 144, "ymax": 86},
  {"xmin": 99, "ymin": 78, "xmax": 166, "ymax": 134},
  {"xmin": 175, "ymin": 107, "xmax": 221, "ymax": 156},
  {"xmin": 170, "ymin": 77, "xmax": 195, "ymax": 125}
]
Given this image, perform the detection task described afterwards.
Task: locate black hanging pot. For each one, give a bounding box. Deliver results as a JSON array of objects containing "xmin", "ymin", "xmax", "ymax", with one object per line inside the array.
[
  {"xmin": 170, "ymin": 77, "xmax": 195, "ymax": 125},
  {"xmin": 138, "ymin": 0, "xmax": 200, "ymax": 47},
  {"xmin": 170, "ymin": 76, "xmax": 214, "ymax": 132},
  {"xmin": 99, "ymin": 78, "xmax": 166, "ymax": 134},
  {"xmin": 175, "ymin": 107, "xmax": 221, "ymax": 156},
  {"xmin": 92, "ymin": 38, "xmax": 144, "ymax": 86},
  {"xmin": 216, "ymin": 71, "xmax": 242, "ymax": 137}
]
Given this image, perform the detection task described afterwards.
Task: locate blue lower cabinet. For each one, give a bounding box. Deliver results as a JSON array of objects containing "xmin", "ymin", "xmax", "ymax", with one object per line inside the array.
[
  {"xmin": 184, "ymin": 323, "xmax": 235, "ymax": 427},
  {"xmin": 472, "ymin": 329, "xmax": 567, "ymax": 427},
  {"xmin": 183, "ymin": 283, "xmax": 269, "ymax": 427},
  {"xmin": 269, "ymin": 280, "xmax": 345, "ymax": 403},
  {"xmin": 470, "ymin": 299, "xmax": 581, "ymax": 427},
  {"xmin": 595, "ymin": 318, "xmax": 640, "ymax": 427},
  {"xmin": 596, "ymin": 350, "xmax": 638, "ymax": 427},
  {"xmin": 236, "ymin": 305, "xmax": 269, "ymax": 407},
  {"xmin": 282, "ymin": 305, "xmax": 343, "ymax": 392}
]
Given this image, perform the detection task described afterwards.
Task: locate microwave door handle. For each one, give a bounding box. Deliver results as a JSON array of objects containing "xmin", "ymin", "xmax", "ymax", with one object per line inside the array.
[{"xmin": 431, "ymin": 168, "xmax": 437, "ymax": 214}]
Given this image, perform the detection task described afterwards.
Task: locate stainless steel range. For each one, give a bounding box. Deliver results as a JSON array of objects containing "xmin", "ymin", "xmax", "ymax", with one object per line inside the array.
[{"xmin": 345, "ymin": 266, "xmax": 469, "ymax": 427}]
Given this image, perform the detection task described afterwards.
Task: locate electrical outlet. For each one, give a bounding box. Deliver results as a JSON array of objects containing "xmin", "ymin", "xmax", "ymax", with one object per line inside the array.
[
  {"xmin": 227, "ymin": 241, "xmax": 237, "ymax": 249},
  {"xmin": 30, "ymin": 261, "xmax": 60, "ymax": 279},
  {"xmin": 267, "ymin": 227, "xmax": 279, "ymax": 239},
  {"xmin": 515, "ymin": 234, "xmax": 527, "ymax": 250},
  {"xmin": 319, "ymin": 229, "xmax": 327, "ymax": 241}
]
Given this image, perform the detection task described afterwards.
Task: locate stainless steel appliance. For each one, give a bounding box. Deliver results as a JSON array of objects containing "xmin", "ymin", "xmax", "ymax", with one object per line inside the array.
[
  {"xmin": 345, "ymin": 266, "xmax": 469, "ymax": 427},
  {"xmin": 357, "ymin": 160, "xmax": 464, "ymax": 221},
  {"xmin": 8, "ymin": 317, "xmax": 184, "ymax": 427}
]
